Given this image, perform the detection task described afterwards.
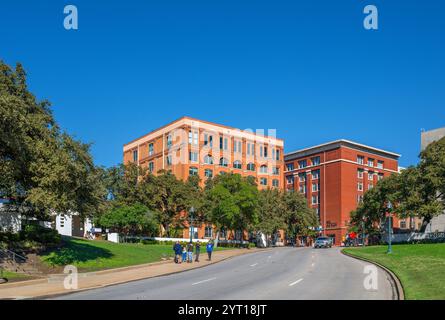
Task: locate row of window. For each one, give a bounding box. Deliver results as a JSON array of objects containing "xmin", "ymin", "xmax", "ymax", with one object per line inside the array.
[
  {"xmin": 285, "ymin": 170, "xmax": 320, "ymax": 184},
  {"xmin": 357, "ymin": 182, "xmax": 377, "ymax": 192},
  {"xmin": 188, "ymin": 167, "xmax": 279, "ymax": 187},
  {"xmin": 357, "ymin": 169, "xmax": 384, "ymax": 181},
  {"xmin": 286, "ymin": 156, "xmax": 321, "ymax": 171},
  {"xmin": 357, "ymin": 156, "xmax": 384, "ymax": 169}
]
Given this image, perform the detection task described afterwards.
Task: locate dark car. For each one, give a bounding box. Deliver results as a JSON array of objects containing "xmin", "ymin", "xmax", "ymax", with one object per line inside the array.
[{"xmin": 314, "ymin": 237, "xmax": 332, "ymax": 248}]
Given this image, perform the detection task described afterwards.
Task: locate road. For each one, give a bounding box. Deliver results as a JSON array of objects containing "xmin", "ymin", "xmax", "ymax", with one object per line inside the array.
[{"xmin": 53, "ymin": 247, "xmax": 395, "ymax": 300}]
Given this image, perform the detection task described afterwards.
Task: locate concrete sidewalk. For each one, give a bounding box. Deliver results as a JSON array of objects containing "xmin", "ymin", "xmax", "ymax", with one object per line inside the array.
[{"xmin": 0, "ymin": 248, "xmax": 265, "ymax": 299}]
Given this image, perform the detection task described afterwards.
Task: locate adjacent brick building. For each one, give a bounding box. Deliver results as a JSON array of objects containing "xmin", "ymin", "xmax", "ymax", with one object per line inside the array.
[
  {"xmin": 123, "ymin": 116, "xmax": 284, "ymax": 240},
  {"xmin": 284, "ymin": 140, "xmax": 400, "ymax": 245}
]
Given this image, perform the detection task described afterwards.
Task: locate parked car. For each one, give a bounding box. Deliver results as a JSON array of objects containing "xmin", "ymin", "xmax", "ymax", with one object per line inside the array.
[{"xmin": 314, "ymin": 237, "xmax": 332, "ymax": 248}]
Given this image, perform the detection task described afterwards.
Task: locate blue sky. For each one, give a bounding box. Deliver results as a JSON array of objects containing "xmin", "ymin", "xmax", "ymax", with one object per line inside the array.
[{"xmin": 1, "ymin": 0, "xmax": 444, "ymax": 168}]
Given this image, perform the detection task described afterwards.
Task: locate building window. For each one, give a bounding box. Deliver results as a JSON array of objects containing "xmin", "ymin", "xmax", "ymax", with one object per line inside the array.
[
  {"xmin": 377, "ymin": 160, "xmax": 384, "ymax": 169},
  {"xmin": 167, "ymin": 135, "xmax": 172, "ymax": 148},
  {"xmin": 357, "ymin": 169, "xmax": 364, "ymax": 179},
  {"xmin": 260, "ymin": 165, "xmax": 268, "ymax": 174},
  {"xmin": 204, "ymin": 134, "xmax": 213, "ymax": 147},
  {"xmin": 299, "ymin": 173, "xmax": 306, "ymax": 182},
  {"xmin": 148, "ymin": 162, "xmax": 154, "ymax": 173},
  {"xmin": 286, "ymin": 163, "xmax": 294, "ymax": 171},
  {"xmin": 233, "ymin": 160, "xmax": 242, "ymax": 169},
  {"xmin": 311, "ymin": 156, "xmax": 320, "ymax": 166},
  {"xmin": 368, "ymin": 158, "xmax": 374, "ymax": 167},
  {"xmin": 220, "ymin": 137, "xmax": 228, "ymax": 150},
  {"xmin": 247, "ymin": 163, "xmax": 255, "ymax": 171},
  {"xmin": 133, "ymin": 150, "xmax": 138, "ymax": 162},
  {"xmin": 276, "ymin": 149, "xmax": 280, "ymax": 161},
  {"xmin": 189, "ymin": 167, "xmax": 198, "ymax": 176},
  {"xmin": 312, "ymin": 183, "xmax": 319, "ymax": 192},
  {"xmin": 298, "ymin": 160, "xmax": 307, "ymax": 169},
  {"xmin": 312, "ymin": 169, "xmax": 320, "ymax": 180},
  {"xmin": 378, "ymin": 173, "xmax": 384, "ymax": 181},
  {"xmin": 189, "ymin": 131, "xmax": 198, "ymax": 145},
  {"xmin": 368, "ymin": 184, "xmax": 373, "ymax": 190},
  {"xmin": 272, "ymin": 167, "xmax": 279, "ymax": 175},
  {"xmin": 358, "ymin": 182, "xmax": 363, "ymax": 191},
  {"xmin": 166, "ymin": 155, "xmax": 172, "ymax": 166},
  {"xmin": 260, "ymin": 178, "xmax": 268, "ymax": 185},
  {"xmin": 400, "ymin": 220, "xmax": 407, "ymax": 229},
  {"xmin": 219, "ymin": 157, "xmax": 229, "ymax": 167},
  {"xmin": 357, "ymin": 195, "xmax": 364, "ymax": 203},
  {"xmin": 264, "ymin": 146, "xmax": 268, "ymax": 158},
  {"xmin": 148, "ymin": 143, "xmax": 154, "ymax": 156},
  {"xmin": 247, "ymin": 142, "xmax": 253, "ymax": 156},
  {"xmin": 286, "ymin": 176, "xmax": 294, "ymax": 184},
  {"xmin": 204, "ymin": 169, "xmax": 213, "ymax": 178},
  {"xmin": 234, "ymin": 140, "xmax": 242, "ymax": 153},
  {"xmin": 299, "ymin": 184, "xmax": 306, "ymax": 194},
  {"xmin": 357, "ymin": 155, "xmax": 364, "ymax": 165},
  {"xmin": 189, "ymin": 151, "xmax": 198, "ymax": 163},
  {"xmin": 204, "ymin": 155, "xmax": 213, "ymax": 165},
  {"xmin": 272, "ymin": 179, "xmax": 279, "ymax": 187},
  {"xmin": 259, "ymin": 146, "xmax": 264, "ymax": 157},
  {"xmin": 368, "ymin": 172, "xmax": 374, "ymax": 181},
  {"xmin": 205, "ymin": 225, "xmax": 213, "ymax": 238},
  {"xmin": 312, "ymin": 195, "xmax": 319, "ymax": 205}
]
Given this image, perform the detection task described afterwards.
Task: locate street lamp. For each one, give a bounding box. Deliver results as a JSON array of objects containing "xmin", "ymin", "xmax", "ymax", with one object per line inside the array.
[
  {"xmin": 361, "ymin": 217, "xmax": 366, "ymax": 247},
  {"xmin": 386, "ymin": 201, "xmax": 393, "ymax": 254},
  {"xmin": 189, "ymin": 206, "xmax": 195, "ymax": 243}
]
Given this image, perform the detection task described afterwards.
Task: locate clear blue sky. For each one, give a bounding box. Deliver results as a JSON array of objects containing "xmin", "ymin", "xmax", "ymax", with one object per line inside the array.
[{"xmin": 1, "ymin": 0, "xmax": 444, "ymax": 168}]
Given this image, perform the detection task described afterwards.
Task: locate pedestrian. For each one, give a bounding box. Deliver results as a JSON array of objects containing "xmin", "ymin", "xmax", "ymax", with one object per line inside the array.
[
  {"xmin": 181, "ymin": 244, "xmax": 187, "ymax": 263},
  {"xmin": 173, "ymin": 241, "xmax": 182, "ymax": 264},
  {"xmin": 206, "ymin": 240, "xmax": 214, "ymax": 261},
  {"xmin": 195, "ymin": 241, "xmax": 201, "ymax": 262},
  {"xmin": 187, "ymin": 242, "xmax": 194, "ymax": 263}
]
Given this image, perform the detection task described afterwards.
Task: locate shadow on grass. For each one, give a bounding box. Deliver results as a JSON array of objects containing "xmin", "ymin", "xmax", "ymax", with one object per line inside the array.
[{"xmin": 43, "ymin": 238, "xmax": 113, "ymax": 266}]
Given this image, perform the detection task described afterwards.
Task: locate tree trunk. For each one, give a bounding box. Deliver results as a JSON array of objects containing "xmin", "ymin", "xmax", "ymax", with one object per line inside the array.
[
  {"xmin": 419, "ymin": 218, "xmax": 431, "ymax": 233},
  {"xmin": 214, "ymin": 230, "xmax": 220, "ymax": 248}
]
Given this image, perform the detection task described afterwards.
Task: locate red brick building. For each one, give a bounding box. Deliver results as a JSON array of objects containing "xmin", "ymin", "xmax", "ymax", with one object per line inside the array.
[{"xmin": 284, "ymin": 140, "xmax": 400, "ymax": 245}]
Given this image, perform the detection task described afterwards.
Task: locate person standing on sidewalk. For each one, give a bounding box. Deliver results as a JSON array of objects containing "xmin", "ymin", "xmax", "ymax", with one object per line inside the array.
[
  {"xmin": 195, "ymin": 241, "xmax": 201, "ymax": 262},
  {"xmin": 173, "ymin": 241, "xmax": 182, "ymax": 263},
  {"xmin": 181, "ymin": 244, "xmax": 187, "ymax": 263},
  {"xmin": 187, "ymin": 242, "xmax": 194, "ymax": 263},
  {"xmin": 206, "ymin": 240, "xmax": 214, "ymax": 261}
]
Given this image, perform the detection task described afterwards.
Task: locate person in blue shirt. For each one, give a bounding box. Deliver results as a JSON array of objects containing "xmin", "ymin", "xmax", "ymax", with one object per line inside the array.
[
  {"xmin": 173, "ymin": 241, "xmax": 182, "ymax": 264},
  {"xmin": 206, "ymin": 241, "xmax": 214, "ymax": 261}
]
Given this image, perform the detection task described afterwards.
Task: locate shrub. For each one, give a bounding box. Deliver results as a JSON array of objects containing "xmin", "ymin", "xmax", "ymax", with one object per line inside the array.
[{"xmin": 19, "ymin": 224, "xmax": 61, "ymax": 248}]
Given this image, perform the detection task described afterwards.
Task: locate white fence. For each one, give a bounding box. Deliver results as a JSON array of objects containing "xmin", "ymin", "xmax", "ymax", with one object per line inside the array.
[{"xmin": 382, "ymin": 231, "xmax": 445, "ymax": 243}]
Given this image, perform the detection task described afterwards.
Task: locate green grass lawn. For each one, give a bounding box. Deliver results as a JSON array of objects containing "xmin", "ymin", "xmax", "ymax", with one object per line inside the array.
[
  {"xmin": 41, "ymin": 237, "xmax": 232, "ymax": 272},
  {"xmin": 343, "ymin": 243, "xmax": 445, "ymax": 300}
]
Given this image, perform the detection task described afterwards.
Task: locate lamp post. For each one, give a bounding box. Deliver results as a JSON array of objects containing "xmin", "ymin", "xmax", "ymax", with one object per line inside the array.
[
  {"xmin": 189, "ymin": 206, "xmax": 195, "ymax": 243},
  {"xmin": 361, "ymin": 217, "xmax": 366, "ymax": 247},
  {"xmin": 386, "ymin": 201, "xmax": 393, "ymax": 254}
]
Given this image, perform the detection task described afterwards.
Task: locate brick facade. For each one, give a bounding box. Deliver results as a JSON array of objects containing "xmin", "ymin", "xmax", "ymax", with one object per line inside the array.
[{"xmin": 284, "ymin": 140, "xmax": 400, "ymax": 245}]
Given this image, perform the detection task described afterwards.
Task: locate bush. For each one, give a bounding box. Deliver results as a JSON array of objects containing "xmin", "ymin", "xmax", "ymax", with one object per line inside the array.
[{"xmin": 19, "ymin": 224, "xmax": 61, "ymax": 248}]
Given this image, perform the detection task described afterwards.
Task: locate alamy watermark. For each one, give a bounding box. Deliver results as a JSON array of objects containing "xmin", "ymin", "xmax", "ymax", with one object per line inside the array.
[
  {"xmin": 363, "ymin": 264, "xmax": 378, "ymax": 290},
  {"xmin": 64, "ymin": 5, "xmax": 78, "ymax": 30},
  {"xmin": 63, "ymin": 265, "xmax": 78, "ymax": 290}
]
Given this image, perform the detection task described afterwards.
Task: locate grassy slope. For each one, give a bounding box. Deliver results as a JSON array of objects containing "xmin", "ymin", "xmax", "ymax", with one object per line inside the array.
[
  {"xmin": 41, "ymin": 237, "xmax": 230, "ymax": 272},
  {"xmin": 343, "ymin": 244, "xmax": 445, "ymax": 300}
]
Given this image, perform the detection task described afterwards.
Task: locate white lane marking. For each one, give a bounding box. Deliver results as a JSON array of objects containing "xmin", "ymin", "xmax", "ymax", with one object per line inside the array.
[
  {"xmin": 289, "ymin": 278, "xmax": 303, "ymax": 287},
  {"xmin": 192, "ymin": 277, "xmax": 217, "ymax": 286},
  {"xmin": 250, "ymin": 263, "xmax": 258, "ymax": 267}
]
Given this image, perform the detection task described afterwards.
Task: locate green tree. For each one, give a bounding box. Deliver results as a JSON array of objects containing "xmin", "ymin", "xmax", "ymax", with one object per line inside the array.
[
  {"xmin": 282, "ymin": 190, "xmax": 318, "ymax": 241},
  {"xmin": 205, "ymin": 173, "xmax": 259, "ymax": 246},
  {"xmin": 0, "ymin": 61, "xmax": 105, "ymax": 220},
  {"xmin": 100, "ymin": 203, "xmax": 158, "ymax": 238},
  {"xmin": 256, "ymin": 189, "xmax": 286, "ymax": 243}
]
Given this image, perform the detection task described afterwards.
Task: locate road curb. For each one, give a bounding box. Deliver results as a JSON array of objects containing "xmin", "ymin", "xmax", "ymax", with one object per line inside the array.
[
  {"xmin": 18, "ymin": 248, "xmax": 274, "ymax": 300},
  {"xmin": 341, "ymin": 249, "xmax": 405, "ymax": 300}
]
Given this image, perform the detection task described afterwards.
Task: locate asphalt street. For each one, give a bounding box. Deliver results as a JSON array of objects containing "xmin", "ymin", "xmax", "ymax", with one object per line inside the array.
[{"xmin": 53, "ymin": 247, "xmax": 395, "ymax": 300}]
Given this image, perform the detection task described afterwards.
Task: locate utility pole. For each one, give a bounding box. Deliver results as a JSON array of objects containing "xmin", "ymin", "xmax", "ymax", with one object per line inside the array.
[{"xmin": 387, "ymin": 201, "xmax": 393, "ymax": 254}]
